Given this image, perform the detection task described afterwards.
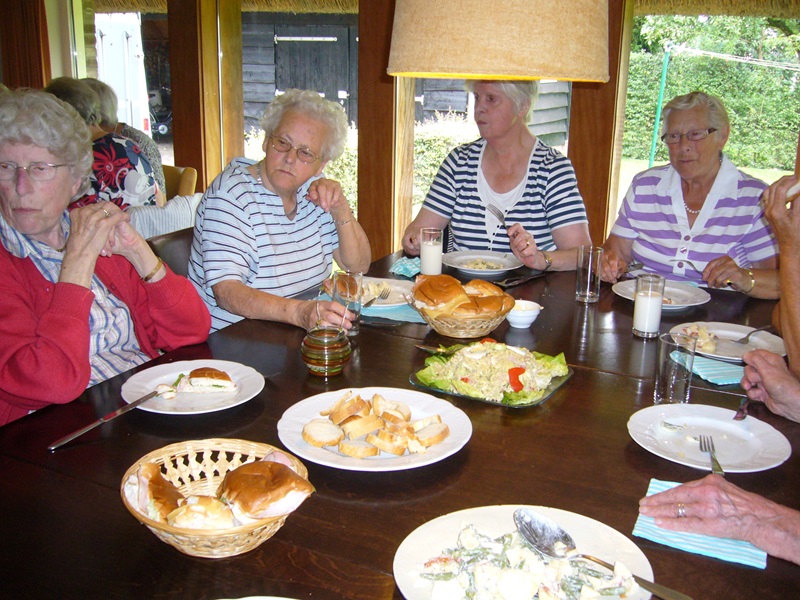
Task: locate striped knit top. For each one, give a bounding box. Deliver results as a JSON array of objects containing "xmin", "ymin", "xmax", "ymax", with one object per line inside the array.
[
  {"xmin": 610, "ymin": 158, "xmax": 777, "ymax": 284},
  {"xmin": 422, "ymin": 138, "xmax": 588, "ymax": 252},
  {"xmin": 188, "ymin": 158, "xmax": 338, "ymax": 332}
]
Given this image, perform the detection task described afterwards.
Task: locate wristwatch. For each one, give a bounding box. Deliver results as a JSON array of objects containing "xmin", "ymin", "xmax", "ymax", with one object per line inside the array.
[{"xmin": 541, "ymin": 251, "xmax": 553, "ymax": 271}]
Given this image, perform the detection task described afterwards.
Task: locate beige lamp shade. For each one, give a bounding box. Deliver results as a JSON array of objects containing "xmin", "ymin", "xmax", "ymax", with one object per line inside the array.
[{"xmin": 387, "ymin": 0, "xmax": 610, "ymax": 82}]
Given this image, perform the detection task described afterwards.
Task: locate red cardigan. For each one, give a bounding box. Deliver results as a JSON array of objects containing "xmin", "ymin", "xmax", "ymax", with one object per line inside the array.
[{"xmin": 0, "ymin": 248, "xmax": 211, "ymax": 426}]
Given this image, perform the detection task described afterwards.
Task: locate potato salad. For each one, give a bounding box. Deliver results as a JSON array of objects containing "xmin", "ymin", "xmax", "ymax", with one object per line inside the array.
[{"xmin": 420, "ymin": 524, "xmax": 639, "ymax": 600}]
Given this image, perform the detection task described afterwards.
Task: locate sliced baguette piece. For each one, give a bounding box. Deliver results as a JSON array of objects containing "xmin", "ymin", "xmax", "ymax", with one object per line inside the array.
[
  {"xmin": 341, "ymin": 414, "xmax": 383, "ymax": 439},
  {"xmin": 380, "ymin": 408, "xmax": 408, "ymax": 426},
  {"xmin": 371, "ymin": 393, "xmax": 388, "ymax": 417},
  {"xmin": 365, "ymin": 431, "xmax": 408, "ymax": 456},
  {"xmin": 302, "ymin": 419, "xmax": 344, "ymax": 447},
  {"xmin": 319, "ymin": 390, "xmax": 352, "ymax": 416},
  {"xmin": 416, "ymin": 422, "xmax": 450, "ymax": 448},
  {"xmin": 330, "ymin": 395, "xmax": 370, "ymax": 425},
  {"xmin": 339, "ymin": 439, "xmax": 380, "ymax": 459},
  {"xmin": 387, "ymin": 400, "xmax": 412, "ymax": 421},
  {"xmin": 411, "ymin": 413, "xmax": 443, "ymax": 433}
]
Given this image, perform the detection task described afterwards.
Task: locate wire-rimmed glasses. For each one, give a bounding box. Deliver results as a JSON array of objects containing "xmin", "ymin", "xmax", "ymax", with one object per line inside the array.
[
  {"xmin": 268, "ymin": 135, "xmax": 320, "ymax": 164},
  {"xmin": 660, "ymin": 128, "xmax": 717, "ymax": 145},
  {"xmin": 0, "ymin": 161, "xmax": 70, "ymax": 182}
]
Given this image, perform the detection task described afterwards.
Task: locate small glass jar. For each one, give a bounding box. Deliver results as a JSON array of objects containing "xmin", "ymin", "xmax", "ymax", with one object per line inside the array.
[{"xmin": 301, "ymin": 326, "xmax": 352, "ymax": 377}]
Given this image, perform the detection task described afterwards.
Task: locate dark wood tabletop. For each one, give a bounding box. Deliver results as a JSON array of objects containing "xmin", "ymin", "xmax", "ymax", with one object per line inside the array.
[{"xmin": 1, "ymin": 254, "xmax": 797, "ymax": 600}]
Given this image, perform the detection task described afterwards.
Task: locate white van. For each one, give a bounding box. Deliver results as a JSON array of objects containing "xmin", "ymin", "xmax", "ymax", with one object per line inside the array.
[{"xmin": 94, "ymin": 13, "xmax": 151, "ymax": 136}]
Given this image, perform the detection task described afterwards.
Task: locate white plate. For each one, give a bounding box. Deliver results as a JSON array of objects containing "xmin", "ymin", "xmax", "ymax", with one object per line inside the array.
[
  {"xmin": 362, "ymin": 277, "xmax": 414, "ymax": 308},
  {"xmin": 612, "ymin": 279, "xmax": 710, "ymax": 310},
  {"xmin": 627, "ymin": 404, "xmax": 791, "ymax": 473},
  {"xmin": 394, "ymin": 505, "xmax": 653, "ymax": 600},
  {"xmin": 277, "ymin": 387, "xmax": 472, "ymax": 472},
  {"xmin": 120, "ymin": 360, "xmax": 265, "ymax": 415},
  {"xmin": 442, "ymin": 250, "xmax": 523, "ymax": 276},
  {"xmin": 670, "ymin": 321, "xmax": 786, "ymax": 362}
]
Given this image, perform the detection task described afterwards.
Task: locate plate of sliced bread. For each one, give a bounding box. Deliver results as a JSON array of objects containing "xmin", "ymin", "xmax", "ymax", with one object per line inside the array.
[{"xmin": 277, "ymin": 387, "xmax": 472, "ymax": 471}]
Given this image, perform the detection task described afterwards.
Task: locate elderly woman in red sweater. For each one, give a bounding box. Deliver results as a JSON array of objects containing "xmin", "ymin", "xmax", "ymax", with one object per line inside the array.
[{"xmin": 0, "ymin": 89, "xmax": 210, "ymax": 426}]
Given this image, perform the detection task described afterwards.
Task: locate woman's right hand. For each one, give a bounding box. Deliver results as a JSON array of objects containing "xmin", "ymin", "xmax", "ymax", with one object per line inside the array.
[
  {"xmin": 299, "ymin": 299, "xmax": 357, "ymax": 332},
  {"xmin": 600, "ymin": 248, "xmax": 629, "ymax": 283},
  {"xmin": 59, "ymin": 203, "xmax": 127, "ymax": 287}
]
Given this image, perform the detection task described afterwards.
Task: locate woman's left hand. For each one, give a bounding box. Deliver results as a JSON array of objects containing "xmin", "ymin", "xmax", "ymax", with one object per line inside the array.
[
  {"xmin": 703, "ymin": 256, "xmax": 749, "ymax": 291},
  {"xmin": 508, "ymin": 224, "xmax": 545, "ymax": 269},
  {"xmin": 306, "ymin": 177, "xmax": 351, "ymax": 220}
]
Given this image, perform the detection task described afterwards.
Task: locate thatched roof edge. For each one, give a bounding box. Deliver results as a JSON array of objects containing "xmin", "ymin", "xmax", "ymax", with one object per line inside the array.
[
  {"xmin": 95, "ymin": 0, "xmax": 358, "ymax": 14},
  {"xmin": 635, "ymin": 0, "xmax": 800, "ymax": 18}
]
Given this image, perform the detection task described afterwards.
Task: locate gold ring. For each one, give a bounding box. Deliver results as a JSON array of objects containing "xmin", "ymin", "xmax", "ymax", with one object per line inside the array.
[
  {"xmin": 525, "ymin": 239, "xmax": 531, "ymax": 248},
  {"xmin": 677, "ymin": 503, "xmax": 686, "ymax": 518},
  {"xmin": 725, "ymin": 279, "xmax": 732, "ymax": 286},
  {"xmin": 102, "ymin": 208, "xmax": 111, "ymax": 218}
]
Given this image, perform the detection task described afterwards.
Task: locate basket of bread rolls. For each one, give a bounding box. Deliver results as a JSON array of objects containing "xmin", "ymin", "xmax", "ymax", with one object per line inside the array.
[
  {"xmin": 120, "ymin": 438, "xmax": 314, "ymax": 558},
  {"xmin": 409, "ymin": 274, "xmax": 515, "ymax": 338}
]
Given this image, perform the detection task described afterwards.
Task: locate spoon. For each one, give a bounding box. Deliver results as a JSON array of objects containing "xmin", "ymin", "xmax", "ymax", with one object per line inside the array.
[{"xmin": 514, "ymin": 508, "xmax": 694, "ymax": 600}]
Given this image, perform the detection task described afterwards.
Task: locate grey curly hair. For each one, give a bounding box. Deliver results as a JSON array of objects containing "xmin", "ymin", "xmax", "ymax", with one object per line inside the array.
[
  {"xmin": 661, "ymin": 91, "xmax": 730, "ymax": 136},
  {"xmin": 81, "ymin": 78, "xmax": 119, "ymax": 128},
  {"xmin": 44, "ymin": 77, "xmax": 101, "ymax": 127},
  {"xmin": 0, "ymin": 89, "xmax": 93, "ymax": 192},
  {"xmin": 464, "ymin": 80, "xmax": 539, "ymax": 124},
  {"xmin": 259, "ymin": 89, "xmax": 348, "ymax": 162}
]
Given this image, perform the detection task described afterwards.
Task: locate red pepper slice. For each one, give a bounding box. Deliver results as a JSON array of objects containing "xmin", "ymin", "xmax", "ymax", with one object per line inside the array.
[
  {"xmin": 479, "ymin": 337, "xmax": 496, "ymax": 344},
  {"xmin": 508, "ymin": 367, "xmax": 526, "ymax": 392},
  {"xmin": 460, "ymin": 377, "xmax": 470, "ymax": 383}
]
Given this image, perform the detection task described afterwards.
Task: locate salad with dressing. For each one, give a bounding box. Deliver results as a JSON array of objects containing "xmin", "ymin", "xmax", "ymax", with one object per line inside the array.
[{"xmin": 415, "ymin": 340, "xmax": 569, "ymax": 406}]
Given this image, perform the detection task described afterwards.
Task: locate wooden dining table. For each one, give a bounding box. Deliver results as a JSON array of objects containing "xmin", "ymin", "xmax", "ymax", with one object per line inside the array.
[{"xmin": 1, "ymin": 253, "xmax": 797, "ymax": 600}]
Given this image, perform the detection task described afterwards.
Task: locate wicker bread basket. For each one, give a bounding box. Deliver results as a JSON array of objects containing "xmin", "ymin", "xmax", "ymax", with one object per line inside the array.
[
  {"xmin": 120, "ymin": 438, "xmax": 309, "ymax": 558},
  {"xmin": 415, "ymin": 305, "xmax": 512, "ymax": 338}
]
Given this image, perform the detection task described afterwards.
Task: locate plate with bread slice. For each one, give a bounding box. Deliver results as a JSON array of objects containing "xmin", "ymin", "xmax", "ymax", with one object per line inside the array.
[
  {"xmin": 121, "ymin": 360, "xmax": 265, "ymax": 415},
  {"xmin": 362, "ymin": 277, "xmax": 414, "ymax": 308},
  {"xmin": 277, "ymin": 387, "xmax": 472, "ymax": 471}
]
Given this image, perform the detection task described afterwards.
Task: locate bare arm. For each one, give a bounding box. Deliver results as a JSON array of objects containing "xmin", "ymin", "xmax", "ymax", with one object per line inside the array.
[
  {"xmin": 764, "ymin": 175, "xmax": 800, "ymax": 374},
  {"xmin": 508, "ymin": 222, "xmax": 591, "ymax": 271},
  {"xmin": 306, "ymin": 178, "xmax": 371, "ymax": 272},
  {"xmin": 401, "ymin": 208, "xmax": 450, "ymax": 256},
  {"xmin": 600, "ymin": 234, "xmax": 634, "ymax": 282},
  {"xmin": 212, "ymin": 280, "xmax": 355, "ymax": 332},
  {"xmin": 639, "ymin": 474, "xmax": 800, "ymax": 565}
]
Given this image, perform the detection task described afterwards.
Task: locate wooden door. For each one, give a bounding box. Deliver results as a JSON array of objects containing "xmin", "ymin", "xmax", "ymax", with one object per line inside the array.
[{"xmin": 274, "ymin": 25, "xmax": 353, "ymax": 122}]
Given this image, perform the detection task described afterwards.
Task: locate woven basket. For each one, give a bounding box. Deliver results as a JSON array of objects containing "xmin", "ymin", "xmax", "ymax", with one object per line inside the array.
[
  {"xmin": 415, "ymin": 305, "xmax": 512, "ymax": 338},
  {"xmin": 120, "ymin": 438, "xmax": 309, "ymax": 558}
]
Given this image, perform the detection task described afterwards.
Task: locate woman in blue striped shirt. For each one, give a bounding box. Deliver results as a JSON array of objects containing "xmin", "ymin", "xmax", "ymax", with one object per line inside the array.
[{"xmin": 402, "ymin": 80, "xmax": 591, "ymax": 271}]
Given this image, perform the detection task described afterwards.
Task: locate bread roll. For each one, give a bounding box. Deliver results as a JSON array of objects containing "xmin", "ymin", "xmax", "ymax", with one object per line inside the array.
[
  {"xmin": 176, "ymin": 367, "xmax": 237, "ymax": 393},
  {"xmin": 464, "ymin": 279, "xmax": 504, "ymax": 297},
  {"xmin": 166, "ymin": 495, "xmax": 236, "ymax": 530},
  {"xmin": 411, "ymin": 274, "xmax": 470, "ymax": 318},
  {"xmin": 136, "ymin": 462, "xmax": 185, "ymax": 522},
  {"xmin": 218, "ymin": 461, "xmax": 315, "ymax": 520}
]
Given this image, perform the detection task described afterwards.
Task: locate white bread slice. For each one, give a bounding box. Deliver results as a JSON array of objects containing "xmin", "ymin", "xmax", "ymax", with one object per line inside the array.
[
  {"xmin": 388, "ymin": 400, "xmax": 412, "ymax": 421},
  {"xmin": 320, "ymin": 391, "xmax": 352, "ymax": 416},
  {"xmin": 416, "ymin": 422, "xmax": 450, "ymax": 448},
  {"xmin": 371, "ymin": 394, "xmax": 388, "ymax": 417},
  {"xmin": 330, "ymin": 395, "xmax": 370, "ymax": 424},
  {"xmin": 302, "ymin": 419, "xmax": 344, "ymax": 447},
  {"xmin": 380, "ymin": 408, "xmax": 408, "ymax": 426},
  {"xmin": 339, "ymin": 439, "xmax": 380, "ymax": 459},
  {"xmin": 366, "ymin": 431, "xmax": 408, "ymax": 456},
  {"xmin": 341, "ymin": 414, "xmax": 383, "ymax": 439},
  {"xmin": 411, "ymin": 413, "xmax": 443, "ymax": 433}
]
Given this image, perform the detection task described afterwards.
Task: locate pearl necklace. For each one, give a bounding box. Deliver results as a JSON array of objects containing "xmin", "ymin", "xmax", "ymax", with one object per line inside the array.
[{"xmin": 683, "ymin": 201, "xmax": 701, "ymax": 215}]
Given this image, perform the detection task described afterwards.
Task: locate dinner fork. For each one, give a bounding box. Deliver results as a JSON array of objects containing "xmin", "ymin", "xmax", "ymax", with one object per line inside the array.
[
  {"xmin": 670, "ymin": 258, "xmax": 705, "ymax": 273},
  {"xmin": 486, "ymin": 203, "xmax": 506, "ymax": 227},
  {"xmin": 362, "ymin": 286, "xmax": 391, "ymax": 308},
  {"xmin": 699, "ymin": 434, "xmax": 724, "ymax": 475},
  {"xmin": 733, "ymin": 325, "xmax": 773, "ymax": 345}
]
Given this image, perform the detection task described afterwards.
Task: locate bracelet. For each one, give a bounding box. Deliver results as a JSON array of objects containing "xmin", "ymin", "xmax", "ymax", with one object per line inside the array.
[
  {"xmin": 333, "ymin": 217, "xmax": 353, "ymax": 226},
  {"xmin": 740, "ymin": 268, "xmax": 755, "ymax": 294},
  {"xmin": 541, "ymin": 251, "xmax": 553, "ymax": 271},
  {"xmin": 142, "ymin": 258, "xmax": 164, "ymax": 282}
]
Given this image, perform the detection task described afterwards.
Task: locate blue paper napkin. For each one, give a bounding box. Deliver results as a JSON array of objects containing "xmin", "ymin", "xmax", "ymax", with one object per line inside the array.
[
  {"xmin": 633, "ymin": 478, "xmax": 767, "ymax": 569},
  {"xmin": 389, "ymin": 257, "xmax": 421, "ymax": 277},
  {"xmin": 670, "ymin": 350, "xmax": 745, "ymax": 386},
  {"xmin": 321, "ymin": 293, "xmax": 426, "ymax": 324}
]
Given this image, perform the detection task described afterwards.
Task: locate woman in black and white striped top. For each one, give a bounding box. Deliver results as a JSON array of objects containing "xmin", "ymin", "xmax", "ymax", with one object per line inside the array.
[{"xmin": 402, "ymin": 81, "xmax": 591, "ymax": 272}]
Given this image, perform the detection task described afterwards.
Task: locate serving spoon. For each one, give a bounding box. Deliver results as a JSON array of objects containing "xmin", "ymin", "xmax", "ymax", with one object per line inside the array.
[{"xmin": 513, "ymin": 508, "xmax": 694, "ymax": 600}]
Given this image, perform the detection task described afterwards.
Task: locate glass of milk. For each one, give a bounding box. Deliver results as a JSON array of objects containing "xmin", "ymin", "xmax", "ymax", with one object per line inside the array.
[
  {"xmin": 419, "ymin": 228, "xmax": 443, "ymax": 275},
  {"xmin": 632, "ymin": 273, "xmax": 665, "ymax": 338}
]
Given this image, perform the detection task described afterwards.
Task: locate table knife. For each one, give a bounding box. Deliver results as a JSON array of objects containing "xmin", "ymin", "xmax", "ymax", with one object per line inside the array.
[{"xmin": 47, "ymin": 390, "xmax": 159, "ymax": 452}]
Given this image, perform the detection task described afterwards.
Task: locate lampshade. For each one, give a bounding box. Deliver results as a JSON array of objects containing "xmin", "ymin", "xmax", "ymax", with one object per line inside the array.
[{"xmin": 387, "ymin": 0, "xmax": 609, "ymax": 82}]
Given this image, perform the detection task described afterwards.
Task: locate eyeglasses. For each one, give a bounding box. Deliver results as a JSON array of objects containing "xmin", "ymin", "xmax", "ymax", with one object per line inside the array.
[
  {"xmin": 0, "ymin": 161, "xmax": 70, "ymax": 182},
  {"xmin": 661, "ymin": 128, "xmax": 717, "ymax": 145},
  {"xmin": 268, "ymin": 135, "xmax": 320, "ymax": 164}
]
